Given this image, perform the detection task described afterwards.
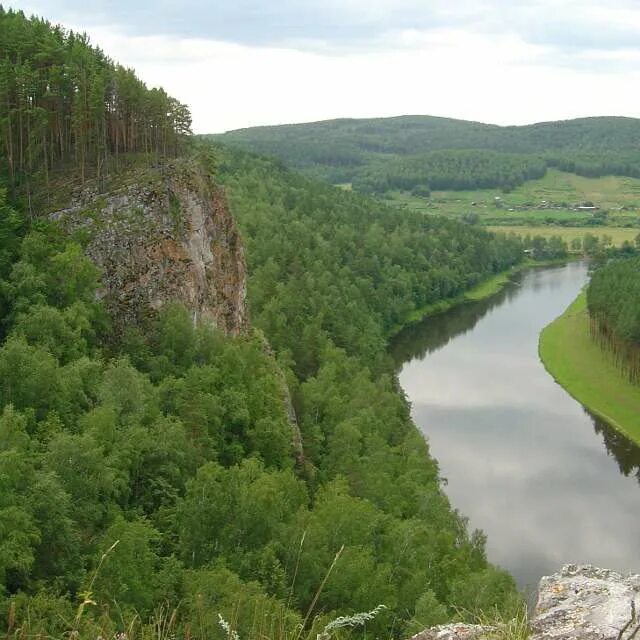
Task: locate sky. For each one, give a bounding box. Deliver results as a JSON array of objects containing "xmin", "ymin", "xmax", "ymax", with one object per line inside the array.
[{"xmin": 15, "ymin": 0, "xmax": 640, "ymax": 133}]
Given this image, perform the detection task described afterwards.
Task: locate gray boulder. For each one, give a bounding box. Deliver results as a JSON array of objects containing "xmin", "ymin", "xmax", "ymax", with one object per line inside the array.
[
  {"xmin": 409, "ymin": 624, "xmax": 496, "ymax": 640},
  {"xmin": 531, "ymin": 564, "xmax": 640, "ymax": 640}
]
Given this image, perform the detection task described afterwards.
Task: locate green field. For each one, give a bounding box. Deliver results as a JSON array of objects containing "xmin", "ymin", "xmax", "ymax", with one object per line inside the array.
[
  {"xmin": 539, "ymin": 292, "xmax": 640, "ymax": 445},
  {"xmin": 487, "ymin": 225, "xmax": 639, "ymax": 247},
  {"xmin": 383, "ymin": 169, "xmax": 640, "ymax": 229}
]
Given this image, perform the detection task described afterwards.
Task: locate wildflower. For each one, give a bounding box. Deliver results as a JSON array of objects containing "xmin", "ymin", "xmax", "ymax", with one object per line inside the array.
[
  {"xmin": 217, "ymin": 614, "xmax": 240, "ymax": 640},
  {"xmin": 317, "ymin": 604, "xmax": 387, "ymax": 640}
]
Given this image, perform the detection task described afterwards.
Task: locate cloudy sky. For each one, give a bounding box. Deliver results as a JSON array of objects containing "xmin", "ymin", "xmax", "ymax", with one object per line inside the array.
[{"xmin": 16, "ymin": 0, "xmax": 640, "ymax": 133}]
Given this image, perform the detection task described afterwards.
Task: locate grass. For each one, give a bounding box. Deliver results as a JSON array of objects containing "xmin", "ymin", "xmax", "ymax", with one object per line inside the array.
[
  {"xmin": 539, "ymin": 291, "xmax": 640, "ymax": 446},
  {"xmin": 387, "ymin": 259, "xmax": 567, "ymax": 338},
  {"xmin": 487, "ymin": 225, "xmax": 639, "ymax": 247}
]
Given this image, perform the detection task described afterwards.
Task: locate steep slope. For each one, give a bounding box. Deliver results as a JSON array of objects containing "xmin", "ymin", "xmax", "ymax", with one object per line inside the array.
[
  {"xmin": 213, "ymin": 143, "xmax": 524, "ymax": 375},
  {"xmin": 1, "ymin": 141, "xmax": 525, "ymax": 638}
]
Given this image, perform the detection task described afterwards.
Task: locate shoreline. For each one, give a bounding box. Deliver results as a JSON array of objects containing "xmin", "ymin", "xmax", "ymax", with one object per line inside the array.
[
  {"xmin": 387, "ymin": 256, "xmax": 576, "ymax": 339},
  {"xmin": 539, "ymin": 291, "xmax": 640, "ymax": 446}
]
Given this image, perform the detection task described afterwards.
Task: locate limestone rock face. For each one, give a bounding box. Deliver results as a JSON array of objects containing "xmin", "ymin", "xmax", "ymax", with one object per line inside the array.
[
  {"xmin": 52, "ymin": 159, "xmax": 248, "ymax": 335},
  {"xmin": 531, "ymin": 564, "xmax": 640, "ymax": 640}
]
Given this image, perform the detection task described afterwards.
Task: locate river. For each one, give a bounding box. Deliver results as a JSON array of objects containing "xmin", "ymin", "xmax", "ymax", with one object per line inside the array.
[{"xmin": 392, "ymin": 262, "xmax": 640, "ymax": 591}]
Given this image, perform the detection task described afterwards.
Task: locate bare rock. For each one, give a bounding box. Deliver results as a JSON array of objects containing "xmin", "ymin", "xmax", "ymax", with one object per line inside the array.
[
  {"xmin": 531, "ymin": 564, "xmax": 640, "ymax": 640},
  {"xmin": 52, "ymin": 159, "xmax": 248, "ymax": 335},
  {"xmin": 410, "ymin": 623, "xmax": 496, "ymax": 640}
]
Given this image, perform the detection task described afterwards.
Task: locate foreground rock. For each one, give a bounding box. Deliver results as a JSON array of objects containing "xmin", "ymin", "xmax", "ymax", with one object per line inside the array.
[
  {"xmin": 410, "ymin": 624, "xmax": 496, "ymax": 640},
  {"xmin": 531, "ymin": 564, "xmax": 640, "ymax": 640},
  {"xmin": 411, "ymin": 565, "xmax": 640, "ymax": 640}
]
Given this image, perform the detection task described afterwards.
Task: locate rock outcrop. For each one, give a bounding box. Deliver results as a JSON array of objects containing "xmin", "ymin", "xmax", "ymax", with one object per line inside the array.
[
  {"xmin": 410, "ymin": 624, "xmax": 496, "ymax": 640},
  {"xmin": 52, "ymin": 159, "xmax": 248, "ymax": 335},
  {"xmin": 411, "ymin": 565, "xmax": 640, "ymax": 640},
  {"xmin": 531, "ymin": 564, "xmax": 640, "ymax": 640}
]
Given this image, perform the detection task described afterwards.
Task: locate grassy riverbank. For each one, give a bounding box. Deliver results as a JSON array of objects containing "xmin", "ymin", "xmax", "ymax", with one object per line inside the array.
[
  {"xmin": 387, "ymin": 269, "xmax": 513, "ymax": 337},
  {"xmin": 388, "ymin": 258, "xmax": 573, "ymax": 338},
  {"xmin": 539, "ymin": 291, "xmax": 640, "ymax": 445}
]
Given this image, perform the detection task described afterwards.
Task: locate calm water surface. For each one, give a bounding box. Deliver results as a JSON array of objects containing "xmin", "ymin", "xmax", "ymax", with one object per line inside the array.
[{"xmin": 392, "ymin": 262, "xmax": 640, "ymax": 590}]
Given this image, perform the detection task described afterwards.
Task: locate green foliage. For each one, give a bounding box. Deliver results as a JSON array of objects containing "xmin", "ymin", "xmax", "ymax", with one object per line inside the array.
[
  {"xmin": 215, "ymin": 143, "xmax": 523, "ymax": 377},
  {"xmin": 448, "ymin": 568, "xmax": 519, "ymax": 619},
  {"xmin": 93, "ymin": 516, "xmax": 163, "ymax": 614},
  {"xmin": 521, "ymin": 234, "xmax": 568, "ymax": 260},
  {"xmin": 209, "ymin": 143, "xmax": 522, "ymax": 629},
  {"xmin": 588, "ymin": 257, "xmax": 640, "ymax": 345},
  {"xmin": 177, "ymin": 460, "xmax": 306, "ymax": 577},
  {"xmin": 353, "ymin": 150, "xmax": 547, "ymax": 194},
  {"xmin": 0, "ymin": 190, "xmax": 25, "ymax": 278},
  {"xmin": 408, "ymin": 591, "xmax": 449, "ymax": 633}
]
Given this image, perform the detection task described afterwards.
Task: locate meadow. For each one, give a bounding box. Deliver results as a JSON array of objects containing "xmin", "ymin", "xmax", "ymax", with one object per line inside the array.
[
  {"xmin": 487, "ymin": 225, "xmax": 639, "ymax": 247},
  {"xmin": 383, "ymin": 169, "xmax": 640, "ymax": 229}
]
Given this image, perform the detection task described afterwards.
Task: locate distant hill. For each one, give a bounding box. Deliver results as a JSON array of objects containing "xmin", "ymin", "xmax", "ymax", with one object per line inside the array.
[{"xmin": 210, "ymin": 115, "xmax": 640, "ymax": 192}]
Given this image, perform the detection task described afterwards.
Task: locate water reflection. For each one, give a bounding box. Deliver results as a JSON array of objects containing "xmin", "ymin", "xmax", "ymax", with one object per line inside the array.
[
  {"xmin": 395, "ymin": 262, "xmax": 640, "ymax": 589},
  {"xmin": 592, "ymin": 412, "xmax": 640, "ymax": 483},
  {"xmin": 390, "ymin": 282, "xmax": 519, "ymax": 365}
]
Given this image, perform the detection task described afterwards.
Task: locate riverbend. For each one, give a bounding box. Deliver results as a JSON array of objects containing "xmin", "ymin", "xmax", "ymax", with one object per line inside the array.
[{"xmin": 393, "ymin": 262, "xmax": 640, "ymax": 589}]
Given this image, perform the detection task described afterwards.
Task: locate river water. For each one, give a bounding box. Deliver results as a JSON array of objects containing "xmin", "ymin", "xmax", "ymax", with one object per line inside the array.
[{"xmin": 392, "ymin": 262, "xmax": 640, "ymax": 590}]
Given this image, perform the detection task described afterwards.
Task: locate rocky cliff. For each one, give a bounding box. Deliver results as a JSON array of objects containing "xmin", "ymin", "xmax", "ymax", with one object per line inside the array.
[
  {"xmin": 51, "ymin": 159, "xmax": 248, "ymax": 335},
  {"xmin": 412, "ymin": 565, "xmax": 640, "ymax": 640}
]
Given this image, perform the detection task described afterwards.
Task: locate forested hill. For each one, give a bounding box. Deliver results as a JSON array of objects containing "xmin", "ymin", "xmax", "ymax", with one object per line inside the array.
[
  {"xmin": 212, "ymin": 115, "xmax": 640, "ymax": 191},
  {"xmin": 217, "ymin": 115, "xmax": 640, "ymax": 157}
]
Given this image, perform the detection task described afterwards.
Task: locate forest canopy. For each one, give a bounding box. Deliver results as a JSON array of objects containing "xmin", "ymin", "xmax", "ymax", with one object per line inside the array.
[{"xmin": 0, "ymin": 137, "xmax": 525, "ymax": 637}]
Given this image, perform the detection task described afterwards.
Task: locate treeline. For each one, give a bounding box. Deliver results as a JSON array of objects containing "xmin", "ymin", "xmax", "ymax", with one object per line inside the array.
[
  {"xmin": 547, "ymin": 152, "xmax": 640, "ymax": 180},
  {"xmin": 352, "ymin": 150, "xmax": 547, "ymax": 194},
  {"xmin": 587, "ymin": 256, "xmax": 640, "ymax": 383},
  {"xmin": 520, "ymin": 234, "xmax": 568, "ymax": 260},
  {"xmin": 0, "ymin": 8, "xmax": 191, "ymax": 206}
]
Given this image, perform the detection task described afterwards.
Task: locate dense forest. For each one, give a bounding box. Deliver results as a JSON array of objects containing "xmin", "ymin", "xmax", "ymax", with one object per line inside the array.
[
  {"xmin": 587, "ymin": 256, "xmax": 640, "ymax": 383},
  {"xmin": 0, "ymin": 146, "xmax": 525, "ymax": 638},
  {"xmin": 214, "ymin": 143, "xmax": 525, "ymax": 376},
  {"xmin": 0, "ymin": 12, "xmax": 535, "ymax": 639},
  {"xmin": 0, "ymin": 7, "xmax": 192, "ymax": 210},
  {"xmin": 213, "ymin": 115, "xmax": 640, "ymax": 191},
  {"xmin": 352, "ymin": 150, "xmax": 547, "ymax": 194}
]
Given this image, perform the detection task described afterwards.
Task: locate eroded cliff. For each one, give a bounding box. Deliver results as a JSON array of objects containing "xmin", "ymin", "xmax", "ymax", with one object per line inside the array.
[{"xmin": 52, "ymin": 159, "xmax": 248, "ymax": 335}]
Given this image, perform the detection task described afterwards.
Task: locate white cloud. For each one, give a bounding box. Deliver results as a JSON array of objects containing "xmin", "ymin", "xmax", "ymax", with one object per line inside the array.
[{"xmin": 17, "ymin": 1, "xmax": 640, "ymax": 132}]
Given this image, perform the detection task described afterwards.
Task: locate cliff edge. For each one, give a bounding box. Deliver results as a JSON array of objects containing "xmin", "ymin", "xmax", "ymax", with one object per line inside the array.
[{"xmin": 51, "ymin": 158, "xmax": 248, "ymax": 335}]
